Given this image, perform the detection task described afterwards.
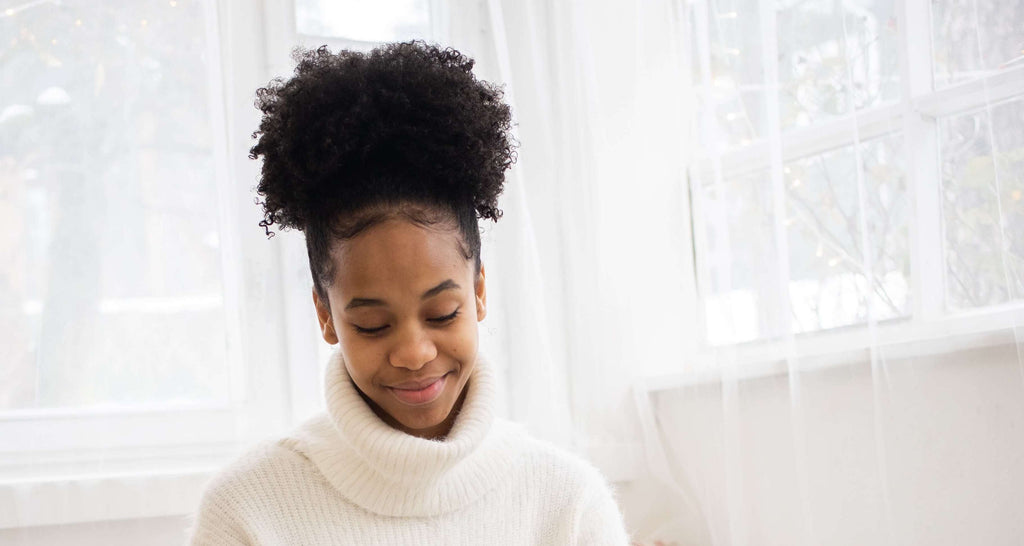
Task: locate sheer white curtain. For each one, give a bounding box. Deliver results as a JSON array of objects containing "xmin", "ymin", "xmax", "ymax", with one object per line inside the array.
[
  {"xmin": 454, "ymin": 0, "xmax": 691, "ymax": 458},
  {"xmin": 472, "ymin": 0, "xmax": 1024, "ymax": 544},
  {"xmin": 449, "ymin": 1, "xmax": 709, "ymax": 542}
]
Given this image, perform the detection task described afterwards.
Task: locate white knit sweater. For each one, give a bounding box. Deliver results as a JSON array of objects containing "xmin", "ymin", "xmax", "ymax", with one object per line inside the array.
[{"xmin": 189, "ymin": 354, "xmax": 630, "ymax": 545}]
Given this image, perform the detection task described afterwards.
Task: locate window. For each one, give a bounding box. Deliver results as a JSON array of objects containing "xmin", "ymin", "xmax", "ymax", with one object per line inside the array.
[
  {"xmin": 687, "ymin": 0, "xmax": 1024, "ymax": 347},
  {"xmin": 283, "ymin": 0, "xmax": 447, "ymax": 58},
  {"xmin": 295, "ymin": 0, "xmax": 434, "ymax": 43},
  {"xmin": 1, "ymin": 0, "xmax": 232, "ymax": 414},
  {"xmin": 0, "ymin": 4, "xmax": 289, "ymax": 528}
]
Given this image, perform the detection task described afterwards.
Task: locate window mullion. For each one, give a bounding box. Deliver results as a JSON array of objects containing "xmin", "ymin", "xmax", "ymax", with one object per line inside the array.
[
  {"xmin": 759, "ymin": 0, "xmax": 793, "ymax": 340},
  {"xmin": 900, "ymin": 0, "xmax": 944, "ymax": 322},
  {"xmin": 914, "ymin": 66, "xmax": 1024, "ymax": 118},
  {"xmin": 700, "ymin": 102, "xmax": 905, "ymax": 182},
  {"xmin": 691, "ymin": 0, "xmax": 723, "ymax": 349}
]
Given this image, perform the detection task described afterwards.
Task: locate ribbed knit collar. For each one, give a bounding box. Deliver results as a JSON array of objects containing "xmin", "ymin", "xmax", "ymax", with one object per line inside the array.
[{"xmin": 286, "ymin": 351, "xmax": 520, "ymax": 518}]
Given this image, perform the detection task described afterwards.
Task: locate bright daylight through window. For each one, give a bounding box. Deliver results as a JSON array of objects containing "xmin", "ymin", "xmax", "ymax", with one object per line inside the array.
[
  {"xmin": 0, "ymin": 0, "xmax": 231, "ymax": 412},
  {"xmin": 294, "ymin": 0, "xmax": 432, "ymax": 43},
  {"xmin": 689, "ymin": 0, "xmax": 1024, "ymax": 345}
]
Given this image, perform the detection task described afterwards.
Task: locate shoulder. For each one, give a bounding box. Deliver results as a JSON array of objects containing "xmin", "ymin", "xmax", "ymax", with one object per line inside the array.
[
  {"xmin": 490, "ymin": 420, "xmax": 631, "ymax": 544},
  {"xmin": 202, "ymin": 439, "xmax": 316, "ymax": 502},
  {"xmin": 495, "ymin": 419, "xmax": 611, "ymax": 491},
  {"xmin": 198, "ymin": 414, "xmax": 338, "ymax": 508},
  {"xmin": 189, "ymin": 424, "xmax": 328, "ymax": 545}
]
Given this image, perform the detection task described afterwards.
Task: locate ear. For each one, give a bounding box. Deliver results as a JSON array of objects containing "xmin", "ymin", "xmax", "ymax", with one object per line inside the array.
[
  {"xmin": 312, "ymin": 287, "xmax": 339, "ymax": 345},
  {"xmin": 475, "ymin": 263, "xmax": 487, "ymax": 321}
]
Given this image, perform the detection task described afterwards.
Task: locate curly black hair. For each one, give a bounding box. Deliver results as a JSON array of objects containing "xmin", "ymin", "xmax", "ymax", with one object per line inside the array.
[{"xmin": 250, "ymin": 41, "xmax": 516, "ymax": 301}]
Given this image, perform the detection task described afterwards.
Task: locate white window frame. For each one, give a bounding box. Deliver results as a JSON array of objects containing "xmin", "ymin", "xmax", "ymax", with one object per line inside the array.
[
  {"xmin": 264, "ymin": 0, "xmax": 451, "ymax": 71},
  {"xmin": 0, "ymin": 0, "xmax": 294, "ymax": 529},
  {"xmin": 645, "ymin": 0, "xmax": 1024, "ymax": 392}
]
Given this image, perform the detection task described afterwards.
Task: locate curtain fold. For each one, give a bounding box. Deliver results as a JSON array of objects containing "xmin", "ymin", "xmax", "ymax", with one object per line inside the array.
[
  {"xmin": 470, "ymin": 0, "xmax": 695, "ymax": 455},
  {"xmin": 459, "ymin": 1, "xmax": 711, "ymax": 542}
]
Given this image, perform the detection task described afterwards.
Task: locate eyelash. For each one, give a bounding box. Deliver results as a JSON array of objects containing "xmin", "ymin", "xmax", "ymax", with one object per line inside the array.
[
  {"xmin": 353, "ymin": 309, "xmax": 460, "ymax": 336},
  {"xmin": 429, "ymin": 309, "xmax": 461, "ymax": 324}
]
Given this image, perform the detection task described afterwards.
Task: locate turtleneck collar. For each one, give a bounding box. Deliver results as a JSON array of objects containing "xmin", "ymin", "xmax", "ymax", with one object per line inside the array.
[{"xmin": 284, "ymin": 351, "xmax": 521, "ymax": 518}]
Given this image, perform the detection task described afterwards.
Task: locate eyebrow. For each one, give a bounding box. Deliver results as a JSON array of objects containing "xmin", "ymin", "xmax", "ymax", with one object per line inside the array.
[{"xmin": 344, "ymin": 279, "xmax": 461, "ymax": 310}]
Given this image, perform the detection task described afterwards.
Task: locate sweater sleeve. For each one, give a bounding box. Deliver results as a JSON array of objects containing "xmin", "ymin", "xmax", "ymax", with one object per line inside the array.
[{"xmin": 575, "ymin": 471, "xmax": 631, "ymax": 545}]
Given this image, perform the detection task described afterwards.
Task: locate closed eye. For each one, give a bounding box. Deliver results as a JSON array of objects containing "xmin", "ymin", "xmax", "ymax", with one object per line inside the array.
[
  {"xmin": 428, "ymin": 309, "xmax": 460, "ymax": 324},
  {"xmin": 353, "ymin": 324, "xmax": 389, "ymax": 335}
]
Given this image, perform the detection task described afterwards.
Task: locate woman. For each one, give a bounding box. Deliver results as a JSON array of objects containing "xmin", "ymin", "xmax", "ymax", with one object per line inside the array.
[{"xmin": 190, "ymin": 41, "xmax": 629, "ymax": 545}]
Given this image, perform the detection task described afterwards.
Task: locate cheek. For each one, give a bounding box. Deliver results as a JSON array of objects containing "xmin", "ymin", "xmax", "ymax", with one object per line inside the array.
[
  {"xmin": 337, "ymin": 336, "xmax": 385, "ymax": 378},
  {"xmin": 445, "ymin": 320, "xmax": 479, "ymax": 360}
]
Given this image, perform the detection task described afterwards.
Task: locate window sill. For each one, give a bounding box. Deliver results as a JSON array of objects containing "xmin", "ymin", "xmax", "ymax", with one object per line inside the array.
[
  {"xmin": 639, "ymin": 303, "xmax": 1024, "ymax": 393},
  {"xmin": 0, "ymin": 468, "xmax": 213, "ymax": 530},
  {"xmin": 0, "ymin": 465, "xmax": 216, "ymax": 528},
  {"xmin": 0, "ymin": 444, "xmax": 242, "ymax": 529}
]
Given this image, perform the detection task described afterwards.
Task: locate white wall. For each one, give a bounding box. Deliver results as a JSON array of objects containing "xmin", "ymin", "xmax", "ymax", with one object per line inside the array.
[{"xmin": 654, "ymin": 341, "xmax": 1024, "ymax": 545}]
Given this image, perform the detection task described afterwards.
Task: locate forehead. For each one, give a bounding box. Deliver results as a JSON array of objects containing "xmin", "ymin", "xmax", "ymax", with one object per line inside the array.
[{"xmin": 330, "ymin": 218, "xmax": 472, "ymax": 298}]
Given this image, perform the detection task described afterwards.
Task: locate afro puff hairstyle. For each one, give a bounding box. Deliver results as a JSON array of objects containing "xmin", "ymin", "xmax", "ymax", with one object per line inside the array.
[{"xmin": 250, "ymin": 41, "xmax": 516, "ymax": 301}]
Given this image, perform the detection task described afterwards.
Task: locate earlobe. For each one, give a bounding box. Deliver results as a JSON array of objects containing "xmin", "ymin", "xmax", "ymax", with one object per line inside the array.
[
  {"xmin": 476, "ymin": 263, "xmax": 487, "ymax": 321},
  {"xmin": 312, "ymin": 288, "xmax": 340, "ymax": 345},
  {"xmin": 322, "ymin": 319, "xmax": 339, "ymax": 345}
]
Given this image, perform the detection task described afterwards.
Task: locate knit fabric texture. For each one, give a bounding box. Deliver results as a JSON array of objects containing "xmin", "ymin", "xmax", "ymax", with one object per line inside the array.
[{"xmin": 188, "ymin": 353, "xmax": 630, "ymax": 545}]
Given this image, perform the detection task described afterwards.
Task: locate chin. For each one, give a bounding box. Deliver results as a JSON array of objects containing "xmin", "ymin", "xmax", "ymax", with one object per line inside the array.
[{"xmin": 396, "ymin": 407, "xmax": 450, "ymax": 431}]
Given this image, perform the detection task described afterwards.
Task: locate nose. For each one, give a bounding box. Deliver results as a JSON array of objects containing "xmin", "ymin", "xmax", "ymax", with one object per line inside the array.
[{"xmin": 389, "ymin": 323, "xmax": 438, "ymax": 370}]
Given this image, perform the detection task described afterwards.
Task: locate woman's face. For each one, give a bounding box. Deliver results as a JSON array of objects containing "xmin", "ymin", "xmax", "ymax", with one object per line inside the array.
[{"xmin": 313, "ymin": 217, "xmax": 486, "ymax": 439}]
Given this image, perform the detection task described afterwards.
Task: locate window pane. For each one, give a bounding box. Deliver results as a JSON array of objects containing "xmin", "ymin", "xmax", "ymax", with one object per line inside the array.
[
  {"xmin": 940, "ymin": 97, "xmax": 1024, "ymax": 309},
  {"xmin": 697, "ymin": 134, "xmax": 910, "ymax": 344},
  {"xmin": 295, "ymin": 0, "xmax": 431, "ymax": 42},
  {"xmin": 0, "ymin": 0, "xmax": 230, "ymax": 410},
  {"xmin": 696, "ymin": 0, "xmax": 767, "ymax": 151},
  {"xmin": 784, "ymin": 133, "xmax": 910, "ymax": 332},
  {"xmin": 693, "ymin": 0, "xmax": 900, "ymax": 153},
  {"xmin": 777, "ymin": 0, "xmax": 900, "ymax": 129},
  {"xmin": 932, "ymin": 0, "xmax": 1024, "ymax": 88}
]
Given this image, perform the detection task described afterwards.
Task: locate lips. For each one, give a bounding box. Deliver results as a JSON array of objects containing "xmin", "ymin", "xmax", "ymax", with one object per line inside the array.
[
  {"xmin": 390, "ymin": 375, "xmax": 447, "ymax": 390},
  {"xmin": 387, "ymin": 373, "xmax": 449, "ymax": 406}
]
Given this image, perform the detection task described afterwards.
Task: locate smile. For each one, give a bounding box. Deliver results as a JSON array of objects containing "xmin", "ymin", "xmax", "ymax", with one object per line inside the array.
[{"xmin": 387, "ymin": 373, "xmax": 448, "ymax": 406}]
